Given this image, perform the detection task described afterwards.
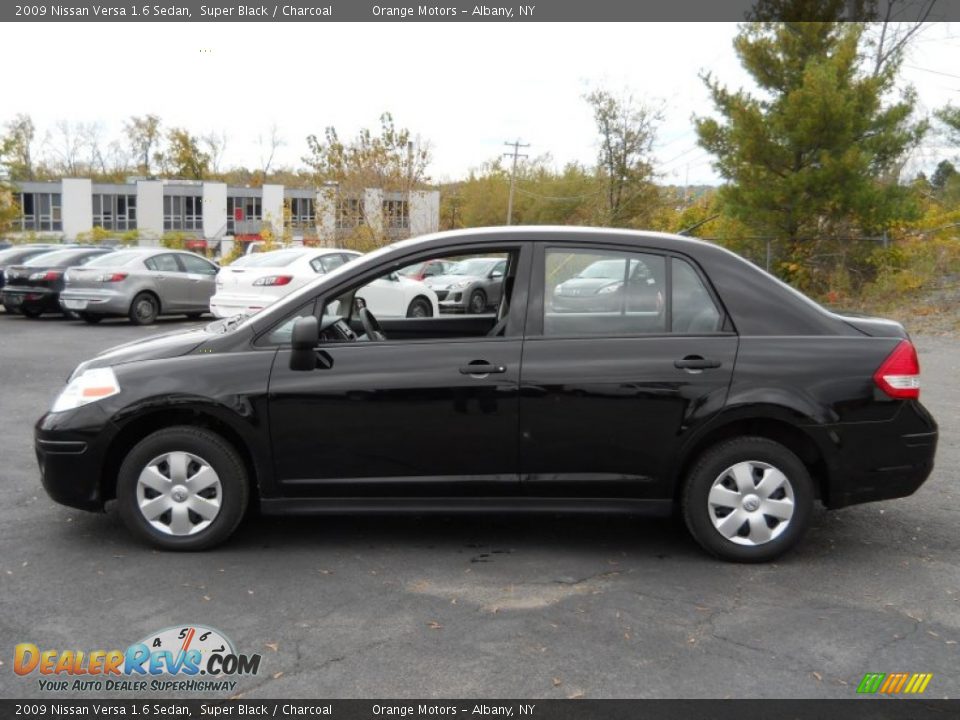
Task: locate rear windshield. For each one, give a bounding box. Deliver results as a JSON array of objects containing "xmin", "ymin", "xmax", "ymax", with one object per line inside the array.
[
  {"xmin": 238, "ymin": 249, "xmax": 305, "ymax": 268},
  {"xmin": 0, "ymin": 247, "xmax": 57, "ymax": 264},
  {"xmin": 84, "ymin": 251, "xmax": 149, "ymax": 268},
  {"xmin": 23, "ymin": 249, "xmax": 106, "ymax": 267}
]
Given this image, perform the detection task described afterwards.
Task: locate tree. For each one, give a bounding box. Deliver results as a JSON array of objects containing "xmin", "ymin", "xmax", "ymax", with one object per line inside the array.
[
  {"xmin": 124, "ymin": 114, "xmax": 162, "ymax": 176},
  {"xmin": 2, "ymin": 114, "xmax": 37, "ymax": 181},
  {"xmin": 695, "ymin": 22, "xmax": 925, "ymax": 248},
  {"xmin": 930, "ymin": 160, "xmax": 956, "ymax": 192},
  {"xmin": 258, "ymin": 123, "xmax": 284, "ymax": 178},
  {"xmin": 937, "ymin": 104, "xmax": 960, "ymax": 146},
  {"xmin": 304, "ymin": 112, "xmax": 431, "ymax": 194},
  {"xmin": 584, "ymin": 88, "xmax": 661, "ymax": 227},
  {"xmin": 162, "ymin": 128, "xmax": 210, "ymax": 179},
  {"xmin": 202, "ymin": 130, "xmax": 228, "ymax": 176}
]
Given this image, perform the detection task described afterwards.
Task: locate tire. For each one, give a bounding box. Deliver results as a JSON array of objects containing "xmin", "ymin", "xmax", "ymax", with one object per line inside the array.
[
  {"xmin": 468, "ymin": 290, "xmax": 487, "ymax": 314},
  {"xmin": 681, "ymin": 436, "xmax": 813, "ymax": 563},
  {"xmin": 79, "ymin": 313, "xmax": 103, "ymax": 325},
  {"xmin": 116, "ymin": 426, "xmax": 249, "ymax": 551},
  {"xmin": 128, "ymin": 292, "xmax": 159, "ymax": 325},
  {"xmin": 406, "ymin": 297, "xmax": 433, "ymax": 318},
  {"xmin": 21, "ymin": 306, "xmax": 42, "ymax": 318}
]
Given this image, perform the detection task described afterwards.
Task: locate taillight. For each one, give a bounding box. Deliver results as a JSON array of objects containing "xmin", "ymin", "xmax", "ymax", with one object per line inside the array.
[
  {"xmin": 28, "ymin": 270, "xmax": 62, "ymax": 281},
  {"xmin": 873, "ymin": 339, "xmax": 920, "ymax": 399},
  {"xmin": 253, "ymin": 275, "xmax": 293, "ymax": 287},
  {"xmin": 97, "ymin": 273, "xmax": 128, "ymax": 282}
]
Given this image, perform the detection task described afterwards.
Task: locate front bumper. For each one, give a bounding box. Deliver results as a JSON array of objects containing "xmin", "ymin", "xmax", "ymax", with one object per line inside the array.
[
  {"xmin": 823, "ymin": 401, "xmax": 938, "ymax": 508},
  {"xmin": 35, "ymin": 409, "xmax": 117, "ymax": 512},
  {"xmin": 59, "ymin": 288, "xmax": 131, "ymax": 316}
]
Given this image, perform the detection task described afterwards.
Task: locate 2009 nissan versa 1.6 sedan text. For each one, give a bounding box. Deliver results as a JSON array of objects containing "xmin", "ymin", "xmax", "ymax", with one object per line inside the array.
[{"xmin": 35, "ymin": 228, "xmax": 938, "ymax": 561}]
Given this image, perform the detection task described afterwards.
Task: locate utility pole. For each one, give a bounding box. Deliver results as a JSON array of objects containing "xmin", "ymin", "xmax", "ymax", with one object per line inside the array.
[{"xmin": 503, "ymin": 139, "xmax": 529, "ymax": 225}]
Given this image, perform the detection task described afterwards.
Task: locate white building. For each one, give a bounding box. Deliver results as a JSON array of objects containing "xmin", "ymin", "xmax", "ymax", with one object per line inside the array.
[{"xmin": 7, "ymin": 179, "xmax": 441, "ymax": 250}]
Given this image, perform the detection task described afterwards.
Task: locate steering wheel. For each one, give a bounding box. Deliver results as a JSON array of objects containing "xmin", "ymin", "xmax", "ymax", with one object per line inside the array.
[{"xmin": 359, "ymin": 307, "xmax": 387, "ymax": 341}]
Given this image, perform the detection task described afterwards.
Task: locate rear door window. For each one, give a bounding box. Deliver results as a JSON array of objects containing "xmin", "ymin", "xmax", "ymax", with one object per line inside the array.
[
  {"xmin": 145, "ymin": 254, "xmax": 181, "ymax": 273},
  {"xmin": 179, "ymin": 253, "xmax": 218, "ymax": 275}
]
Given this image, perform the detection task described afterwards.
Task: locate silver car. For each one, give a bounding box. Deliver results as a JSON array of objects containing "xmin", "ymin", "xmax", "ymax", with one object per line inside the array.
[{"xmin": 59, "ymin": 248, "xmax": 219, "ymax": 325}]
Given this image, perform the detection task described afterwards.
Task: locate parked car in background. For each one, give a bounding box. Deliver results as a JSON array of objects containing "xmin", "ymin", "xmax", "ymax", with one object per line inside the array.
[
  {"xmin": 2, "ymin": 247, "xmax": 114, "ymax": 317},
  {"xmin": 423, "ymin": 256, "xmax": 507, "ymax": 313},
  {"xmin": 0, "ymin": 244, "xmax": 63, "ymax": 297},
  {"xmin": 59, "ymin": 248, "xmax": 219, "ymax": 325},
  {"xmin": 398, "ymin": 258, "xmax": 455, "ymax": 281},
  {"xmin": 550, "ymin": 256, "xmax": 662, "ymax": 314},
  {"xmin": 211, "ymin": 248, "xmax": 361, "ymax": 318},
  {"xmin": 34, "ymin": 227, "xmax": 937, "ymax": 559}
]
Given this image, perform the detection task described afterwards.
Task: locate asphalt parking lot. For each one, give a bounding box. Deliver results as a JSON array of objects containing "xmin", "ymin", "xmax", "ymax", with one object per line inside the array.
[{"xmin": 1, "ymin": 313, "xmax": 958, "ymax": 700}]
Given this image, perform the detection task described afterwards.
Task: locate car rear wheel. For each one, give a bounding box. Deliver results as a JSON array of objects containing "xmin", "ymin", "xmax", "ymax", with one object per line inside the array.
[
  {"xmin": 682, "ymin": 436, "xmax": 813, "ymax": 562},
  {"xmin": 406, "ymin": 297, "xmax": 433, "ymax": 318},
  {"xmin": 79, "ymin": 312, "xmax": 103, "ymax": 325},
  {"xmin": 21, "ymin": 306, "xmax": 42, "ymax": 318},
  {"xmin": 129, "ymin": 292, "xmax": 159, "ymax": 325},
  {"xmin": 468, "ymin": 290, "xmax": 487, "ymax": 314},
  {"xmin": 116, "ymin": 426, "xmax": 249, "ymax": 551}
]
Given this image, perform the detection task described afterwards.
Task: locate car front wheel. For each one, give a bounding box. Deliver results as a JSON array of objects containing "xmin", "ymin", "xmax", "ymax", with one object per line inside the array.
[
  {"xmin": 406, "ymin": 297, "xmax": 433, "ymax": 318},
  {"xmin": 468, "ymin": 290, "xmax": 487, "ymax": 314},
  {"xmin": 682, "ymin": 436, "xmax": 813, "ymax": 562},
  {"xmin": 116, "ymin": 426, "xmax": 249, "ymax": 550}
]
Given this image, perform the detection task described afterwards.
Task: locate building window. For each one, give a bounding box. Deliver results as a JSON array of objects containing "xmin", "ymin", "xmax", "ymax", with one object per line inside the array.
[
  {"xmin": 93, "ymin": 194, "xmax": 137, "ymax": 231},
  {"xmin": 287, "ymin": 197, "xmax": 315, "ymax": 230},
  {"xmin": 14, "ymin": 192, "xmax": 63, "ymax": 232},
  {"xmin": 227, "ymin": 196, "xmax": 262, "ymax": 234},
  {"xmin": 383, "ymin": 199, "xmax": 410, "ymax": 229},
  {"xmin": 163, "ymin": 195, "xmax": 203, "ymax": 231},
  {"xmin": 336, "ymin": 198, "xmax": 365, "ymax": 229}
]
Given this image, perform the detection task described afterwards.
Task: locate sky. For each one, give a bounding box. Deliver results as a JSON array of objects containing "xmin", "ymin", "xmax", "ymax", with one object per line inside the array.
[{"xmin": 3, "ymin": 21, "xmax": 960, "ymax": 186}]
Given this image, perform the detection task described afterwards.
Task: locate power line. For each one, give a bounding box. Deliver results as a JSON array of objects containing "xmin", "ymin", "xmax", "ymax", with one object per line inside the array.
[
  {"xmin": 904, "ymin": 64, "xmax": 960, "ymax": 81},
  {"xmin": 503, "ymin": 139, "xmax": 530, "ymax": 225}
]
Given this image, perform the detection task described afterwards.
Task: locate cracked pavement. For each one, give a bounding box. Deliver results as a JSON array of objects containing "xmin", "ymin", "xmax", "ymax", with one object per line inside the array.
[{"xmin": 1, "ymin": 317, "xmax": 958, "ymax": 699}]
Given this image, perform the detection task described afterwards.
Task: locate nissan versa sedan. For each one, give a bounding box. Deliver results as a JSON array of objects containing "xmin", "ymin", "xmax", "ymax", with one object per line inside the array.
[
  {"xmin": 2, "ymin": 247, "xmax": 114, "ymax": 317},
  {"xmin": 59, "ymin": 248, "xmax": 219, "ymax": 325},
  {"xmin": 35, "ymin": 227, "xmax": 937, "ymax": 561}
]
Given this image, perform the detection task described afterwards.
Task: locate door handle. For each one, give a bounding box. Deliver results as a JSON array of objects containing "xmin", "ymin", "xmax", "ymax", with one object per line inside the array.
[
  {"xmin": 674, "ymin": 356, "xmax": 721, "ymax": 370},
  {"xmin": 459, "ymin": 363, "xmax": 506, "ymax": 375}
]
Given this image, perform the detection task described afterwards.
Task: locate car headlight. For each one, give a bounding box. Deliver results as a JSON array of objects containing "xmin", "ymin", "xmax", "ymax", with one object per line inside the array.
[
  {"xmin": 51, "ymin": 367, "xmax": 121, "ymax": 413},
  {"xmin": 450, "ymin": 280, "xmax": 471, "ymax": 289},
  {"xmin": 597, "ymin": 283, "xmax": 622, "ymax": 295}
]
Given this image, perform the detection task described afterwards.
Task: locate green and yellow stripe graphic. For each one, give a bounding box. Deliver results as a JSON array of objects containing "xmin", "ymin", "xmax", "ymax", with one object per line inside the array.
[{"xmin": 857, "ymin": 672, "xmax": 933, "ymax": 694}]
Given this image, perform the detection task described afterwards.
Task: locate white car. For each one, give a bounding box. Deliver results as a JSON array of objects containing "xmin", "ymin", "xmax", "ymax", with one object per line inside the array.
[{"xmin": 210, "ymin": 248, "xmax": 439, "ymax": 319}]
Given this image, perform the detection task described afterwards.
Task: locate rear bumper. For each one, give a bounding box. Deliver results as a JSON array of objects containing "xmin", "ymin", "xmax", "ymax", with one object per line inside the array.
[
  {"xmin": 210, "ymin": 292, "xmax": 275, "ymax": 318},
  {"xmin": 59, "ymin": 288, "xmax": 131, "ymax": 316},
  {"xmin": 822, "ymin": 401, "xmax": 938, "ymax": 509},
  {"xmin": 2, "ymin": 287, "xmax": 61, "ymax": 313}
]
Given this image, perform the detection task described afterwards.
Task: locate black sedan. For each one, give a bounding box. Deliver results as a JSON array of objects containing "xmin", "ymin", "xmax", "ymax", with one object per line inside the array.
[
  {"xmin": 34, "ymin": 227, "xmax": 937, "ymax": 561},
  {"xmin": 2, "ymin": 247, "xmax": 114, "ymax": 317},
  {"xmin": 0, "ymin": 244, "xmax": 63, "ymax": 297}
]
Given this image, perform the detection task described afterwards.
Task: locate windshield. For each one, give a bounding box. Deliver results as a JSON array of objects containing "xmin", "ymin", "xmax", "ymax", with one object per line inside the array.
[
  {"xmin": 24, "ymin": 250, "xmax": 100, "ymax": 267},
  {"xmin": 398, "ymin": 262, "xmax": 425, "ymax": 276},
  {"xmin": 84, "ymin": 251, "xmax": 148, "ymax": 268},
  {"xmin": 577, "ymin": 259, "xmax": 624, "ymax": 279},
  {"xmin": 449, "ymin": 258, "xmax": 496, "ymax": 276},
  {"xmin": 233, "ymin": 249, "xmax": 305, "ymax": 268}
]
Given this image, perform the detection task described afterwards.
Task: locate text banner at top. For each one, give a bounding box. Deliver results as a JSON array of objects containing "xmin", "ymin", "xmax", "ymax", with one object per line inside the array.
[{"xmin": 5, "ymin": 0, "xmax": 960, "ymax": 22}]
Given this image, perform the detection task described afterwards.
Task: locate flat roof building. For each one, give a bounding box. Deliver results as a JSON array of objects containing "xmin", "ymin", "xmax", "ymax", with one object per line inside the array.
[{"xmin": 7, "ymin": 179, "xmax": 440, "ymax": 249}]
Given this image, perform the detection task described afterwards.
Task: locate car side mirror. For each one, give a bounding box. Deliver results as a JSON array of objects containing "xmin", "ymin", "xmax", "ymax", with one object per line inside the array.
[
  {"xmin": 289, "ymin": 316, "xmax": 319, "ymax": 371},
  {"xmin": 490, "ymin": 270, "xmax": 503, "ymax": 279},
  {"xmin": 387, "ymin": 271, "xmax": 400, "ymax": 282}
]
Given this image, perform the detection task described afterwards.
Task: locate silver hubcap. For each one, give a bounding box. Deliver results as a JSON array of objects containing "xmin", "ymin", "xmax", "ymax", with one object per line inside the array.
[
  {"xmin": 136, "ymin": 451, "xmax": 222, "ymax": 536},
  {"xmin": 708, "ymin": 460, "xmax": 795, "ymax": 546}
]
